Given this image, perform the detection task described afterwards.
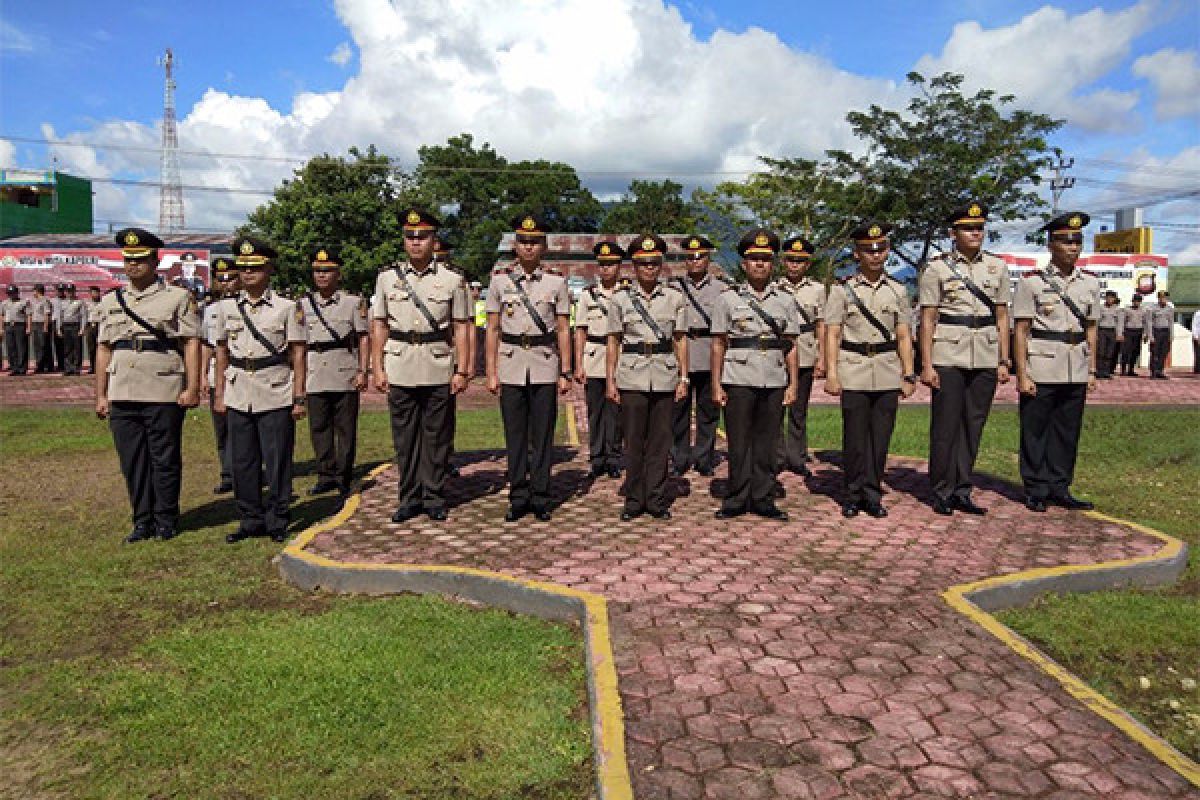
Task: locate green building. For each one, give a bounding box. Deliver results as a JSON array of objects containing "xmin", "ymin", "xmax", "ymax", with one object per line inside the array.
[{"xmin": 0, "ymin": 169, "xmax": 93, "ymax": 238}]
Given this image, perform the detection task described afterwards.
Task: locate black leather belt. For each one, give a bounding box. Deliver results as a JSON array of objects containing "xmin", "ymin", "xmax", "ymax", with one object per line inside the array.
[
  {"xmin": 840, "ymin": 340, "xmax": 897, "ymax": 356},
  {"xmin": 621, "ymin": 341, "xmax": 673, "ymax": 355},
  {"xmin": 111, "ymin": 338, "xmax": 179, "ymax": 354},
  {"xmin": 310, "ymin": 336, "xmax": 357, "ymax": 353},
  {"xmin": 938, "ymin": 313, "xmax": 996, "ymax": 328},
  {"xmin": 388, "ymin": 329, "xmax": 447, "ymax": 345},
  {"xmin": 585, "ymin": 334, "xmax": 606, "ymax": 345},
  {"xmin": 1031, "ymin": 329, "xmax": 1085, "ymax": 345},
  {"xmin": 1124, "ymin": 327, "xmax": 1143, "ymax": 332},
  {"xmin": 1098, "ymin": 325, "xmax": 1117, "ymax": 331},
  {"xmin": 1152, "ymin": 327, "xmax": 1171, "ymax": 333},
  {"xmin": 501, "ymin": 332, "xmax": 555, "ymax": 348},
  {"xmin": 230, "ymin": 353, "xmax": 289, "ymax": 371},
  {"xmin": 797, "ymin": 323, "xmax": 816, "ymax": 334},
  {"xmin": 729, "ymin": 335, "xmax": 787, "ymax": 351},
  {"xmin": 687, "ymin": 328, "xmax": 711, "ymax": 337}
]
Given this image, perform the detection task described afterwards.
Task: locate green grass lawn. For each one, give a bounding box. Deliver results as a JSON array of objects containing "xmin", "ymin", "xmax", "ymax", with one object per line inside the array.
[{"xmin": 0, "ymin": 407, "xmax": 590, "ymax": 800}]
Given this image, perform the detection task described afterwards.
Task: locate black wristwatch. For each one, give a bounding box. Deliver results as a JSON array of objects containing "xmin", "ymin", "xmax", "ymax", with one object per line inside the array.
[
  {"xmin": 293, "ymin": 396, "xmax": 306, "ymax": 405},
  {"xmin": 560, "ymin": 371, "xmax": 571, "ymax": 380},
  {"xmin": 902, "ymin": 374, "xmax": 917, "ymax": 384}
]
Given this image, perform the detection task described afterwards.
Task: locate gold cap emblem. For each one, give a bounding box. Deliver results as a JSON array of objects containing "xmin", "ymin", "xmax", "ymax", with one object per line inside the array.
[
  {"xmin": 124, "ymin": 231, "xmax": 139, "ymax": 246},
  {"xmin": 968, "ymin": 203, "xmax": 982, "ymax": 218},
  {"xmin": 755, "ymin": 233, "xmax": 769, "ymax": 247},
  {"xmin": 521, "ymin": 216, "xmax": 536, "ymax": 231},
  {"xmin": 1069, "ymin": 214, "xmax": 1082, "ymax": 229},
  {"xmin": 240, "ymin": 241, "xmax": 255, "ymax": 255},
  {"xmin": 406, "ymin": 211, "xmax": 421, "ymax": 225},
  {"xmin": 642, "ymin": 237, "xmax": 655, "ymax": 251},
  {"xmin": 600, "ymin": 244, "xmax": 611, "ymax": 255},
  {"xmin": 316, "ymin": 250, "xmax": 328, "ymax": 262},
  {"xmin": 792, "ymin": 241, "xmax": 804, "ymax": 252},
  {"xmin": 868, "ymin": 225, "xmax": 882, "ymax": 238},
  {"xmin": 688, "ymin": 237, "xmax": 699, "ymax": 249}
]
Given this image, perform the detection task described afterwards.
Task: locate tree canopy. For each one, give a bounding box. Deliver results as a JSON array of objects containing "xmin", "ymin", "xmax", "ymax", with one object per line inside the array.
[{"xmin": 601, "ymin": 179, "xmax": 698, "ymax": 235}]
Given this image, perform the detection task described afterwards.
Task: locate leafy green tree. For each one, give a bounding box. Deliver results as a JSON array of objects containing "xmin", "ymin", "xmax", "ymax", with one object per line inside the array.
[{"xmin": 601, "ymin": 179, "xmax": 697, "ymax": 234}]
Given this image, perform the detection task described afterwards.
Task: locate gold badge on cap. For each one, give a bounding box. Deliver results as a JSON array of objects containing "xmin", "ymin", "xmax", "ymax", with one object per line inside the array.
[
  {"xmin": 1069, "ymin": 214, "xmax": 1082, "ymax": 229},
  {"xmin": 968, "ymin": 204, "xmax": 982, "ymax": 218},
  {"xmin": 792, "ymin": 241, "xmax": 804, "ymax": 252},
  {"xmin": 755, "ymin": 233, "xmax": 769, "ymax": 247},
  {"xmin": 240, "ymin": 241, "xmax": 255, "ymax": 255},
  {"xmin": 868, "ymin": 225, "xmax": 882, "ymax": 238},
  {"xmin": 125, "ymin": 231, "xmax": 139, "ymax": 246},
  {"xmin": 642, "ymin": 237, "xmax": 655, "ymax": 251},
  {"xmin": 689, "ymin": 237, "xmax": 699, "ymax": 249},
  {"xmin": 521, "ymin": 217, "xmax": 536, "ymax": 231},
  {"xmin": 406, "ymin": 211, "xmax": 421, "ymax": 225},
  {"xmin": 316, "ymin": 250, "xmax": 328, "ymax": 262},
  {"xmin": 600, "ymin": 244, "xmax": 611, "ymax": 255}
]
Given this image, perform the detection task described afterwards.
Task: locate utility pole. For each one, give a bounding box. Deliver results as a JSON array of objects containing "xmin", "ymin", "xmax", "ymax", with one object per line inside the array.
[
  {"xmin": 157, "ymin": 48, "xmax": 185, "ymax": 232},
  {"xmin": 1049, "ymin": 154, "xmax": 1075, "ymax": 213}
]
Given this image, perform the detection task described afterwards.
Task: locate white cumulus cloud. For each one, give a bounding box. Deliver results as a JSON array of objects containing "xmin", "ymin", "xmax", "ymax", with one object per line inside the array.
[
  {"xmin": 328, "ymin": 41, "xmax": 353, "ymax": 67},
  {"xmin": 1132, "ymin": 47, "xmax": 1200, "ymax": 119}
]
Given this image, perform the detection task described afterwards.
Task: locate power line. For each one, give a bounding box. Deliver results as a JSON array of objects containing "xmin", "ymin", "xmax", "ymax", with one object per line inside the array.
[{"xmin": 1076, "ymin": 157, "xmax": 1200, "ymax": 178}]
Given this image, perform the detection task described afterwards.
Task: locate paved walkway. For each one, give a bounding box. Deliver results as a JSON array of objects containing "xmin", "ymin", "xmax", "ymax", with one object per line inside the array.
[{"xmin": 299, "ymin": 397, "xmax": 1192, "ymax": 798}]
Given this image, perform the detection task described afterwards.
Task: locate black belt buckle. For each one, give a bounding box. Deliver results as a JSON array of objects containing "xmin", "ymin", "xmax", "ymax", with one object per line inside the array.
[
  {"xmin": 758, "ymin": 333, "xmax": 771, "ymax": 351},
  {"xmin": 132, "ymin": 338, "xmax": 146, "ymax": 353},
  {"xmin": 520, "ymin": 333, "xmax": 531, "ymax": 349},
  {"xmin": 864, "ymin": 342, "xmax": 877, "ymax": 357},
  {"xmin": 408, "ymin": 331, "xmax": 420, "ymax": 346},
  {"xmin": 245, "ymin": 360, "xmax": 256, "ymax": 374},
  {"xmin": 1069, "ymin": 332, "xmax": 1082, "ymax": 345},
  {"xmin": 641, "ymin": 342, "xmax": 654, "ymax": 357}
]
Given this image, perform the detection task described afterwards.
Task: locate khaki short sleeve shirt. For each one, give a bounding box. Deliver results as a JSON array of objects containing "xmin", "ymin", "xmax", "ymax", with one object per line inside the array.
[
  {"xmin": 97, "ymin": 281, "xmax": 200, "ymax": 403},
  {"xmin": 670, "ymin": 273, "xmax": 726, "ymax": 373},
  {"xmin": 214, "ymin": 290, "xmax": 305, "ymax": 412},
  {"xmin": 918, "ymin": 250, "xmax": 1010, "ymax": 369},
  {"xmin": 1011, "ymin": 265, "xmax": 1099, "ymax": 384},
  {"xmin": 303, "ymin": 290, "xmax": 368, "ymax": 393},
  {"xmin": 575, "ymin": 284, "xmax": 616, "ymax": 380},
  {"xmin": 485, "ymin": 265, "xmax": 570, "ymax": 385},
  {"xmin": 372, "ymin": 264, "xmax": 469, "ymax": 387},
  {"xmin": 778, "ymin": 276, "xmax": 826, "ymax": 369},
  {"xmin": 606, "ymin": 282, "xmax": 687, "ymax": 392},
  {"xmin": 825, "ymin": 274, "xmax": 911, "ymax": 391},
  {"xmin": 1, "ymin": 299, "xmax": 29, "ymax": 324},
  {"xmin": 711, "ymin": 284, "xmax": 800, "ymax": 389}
]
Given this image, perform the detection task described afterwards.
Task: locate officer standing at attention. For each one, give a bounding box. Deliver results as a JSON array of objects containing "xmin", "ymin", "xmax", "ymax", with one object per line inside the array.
[
  {"xmin": 669, "ymin": 235, "xmax": 724, "ymax": 477},
  {"xmin": 51, "ymin": 283, "xmax": 67, "ymax": 373},
  {"xmin": 1147, "ymin": 290, "xmax": 1175, "ymax": 379},
  {"xmin": 918, "ymin": 202, "xmax": 1011, "ymax": 516},
  {"xmin": 1116, "ymin": 292, "xmax": 1147, "ymax": 376},
  {"xmin": 485, "ymin": 213, "xmax": 572, "ymax": 522},
  {"xmin": 775, "ymin": 235, "xmax": 826, "ymax": 478},
  {"xmin": 372, "ymin": 210, "xmax": 472, "ymax": 523},
  {"xmin": 574, "ymin": 241, "xmax": 625, "ymax": 479},
  {"xmin": 1095, "ymin": 290, "xmax": 1121, "ymax": 379},
  {"xmin": 1012, "ymin": 212, "xmax": 1098, "ymax": 512},
  {"xmin": 2, "ymin": 285, "xmax": 31, "ymax": 375},
  {"xmin": 29, "ymin": 284, "xmax": 52, "ymax": 373},
  {"xmin": 59, "ymin": 284, "xmax": 87, "ymax": 375},
  {"xmin": 606, "ymin": 235, "xmax": 689, "ymax": 519},
  {"xmin": 711, "ymin": 229, "xmax": 800, "ymax": 521},
  {"xmin": 213, "ymin": 236, "xmax": 307, "ymax": 543},
  {"xmin": 304, "ymin": 246, "xmax": 369, "ymax": 498},
  {"xmin": 84, "ymin": 285, "xmax": 103, "ymax": 374},
  {"xmin": 824, "ymin": 222, "xmax": 917, "ymax": 519},
  {"xmin": 200, "ymin": 256, "xmax": 239, "ymax": 494},
  {"xmin": 94, "ymin": 228, "xmax": 201, "ymax": 542}
]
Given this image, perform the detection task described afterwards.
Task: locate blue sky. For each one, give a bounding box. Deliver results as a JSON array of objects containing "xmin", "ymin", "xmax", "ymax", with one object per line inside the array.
[{"xmin": 1, "ymin": 0, "xmax": 1197, "ymax": 256}]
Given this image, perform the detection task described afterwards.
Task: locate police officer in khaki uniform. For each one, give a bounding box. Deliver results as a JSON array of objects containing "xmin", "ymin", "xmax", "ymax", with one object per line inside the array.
[
  {"xmin": 606, "ymin": 235, "xmax": 689, "ymax": 520},
  {"xmin": 201, "ymin": 256, "xmax": 239, "ymax": 494},
  {"xmin": 574, "ymin": 241, "xmax": 625, "ymax": 479},
  {"xmin": 84, "ymin": 285, "xmax": 103, "ymax": 373},
  {"xmin": 485, "ymin": 213, "xmax": 573, "ymax": 522},
  {"xmin": 29, "ymin": 284, "xmax": 53, "ymax": 373},
  {"xmin": 775, "ymin": 235, "xmax": 826, "ymax": 477},
  {"xmin": 669, "ymin": 235, "xmax": 724, "ymax": 477},
  {"xmin": 213, "ymin": 236, "xmax": 308, "ymax": 542},
  {"xmin": 1013, "ymin": 212, "xmax": 1098, "ymax": 512},
  {"xmin": 1095, "ymin": 290, "xmax": 1120, "ymax": 379},
  {"xmin": 372, "ymin": 210, "xmax": 472, "ymax": 522},
  {"xmin": 2, "ymin": 285, "xmax": 30, "ymax": 375},
  {"xmin": 304, "ymin": 246, "xmax": 369, "ymax": 498},
  {"xmin": 1147, "ymin": 290, "xmax": 1175, "ymax": 379},
  {"xmin": 1117, "ymin": 293, "xmax": 1147, "ymax": 376},
  {"xmin": 712, "ymin": 229, "xmax": 801, "ymax": 521},
  {"xmin": 824, "ymin": 222, "xmax": 917, "ymax": 519},
  {"xmin": 918, "ymin": 202, "xmax": 1011, "ymax": 515},
  {"xmin": 59, "ymin": 283, "xmax": 86, "ymax": 375},
  {"xmin": 94, "ymin": 228, "xmax": 201, "ymax": 542}
]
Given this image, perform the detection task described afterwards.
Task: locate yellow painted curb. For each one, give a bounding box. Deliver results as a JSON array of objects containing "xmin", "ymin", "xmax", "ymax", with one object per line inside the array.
[
  {"xmin": 282, "ymin": 462, "xmax": 633, "ymax": 800},
  {"xmin": 942, "ymin": 511, "xmax": 1199, "ymax": 787},
  {"xmin": 565, "ymin": 396, "xmax": 581, "ymax": 448}
]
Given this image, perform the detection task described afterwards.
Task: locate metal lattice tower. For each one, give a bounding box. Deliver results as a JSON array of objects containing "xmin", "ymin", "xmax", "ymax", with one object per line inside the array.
[{"xmin": 157, "ymin": 48, "xmax": 185, "ymax": 232}]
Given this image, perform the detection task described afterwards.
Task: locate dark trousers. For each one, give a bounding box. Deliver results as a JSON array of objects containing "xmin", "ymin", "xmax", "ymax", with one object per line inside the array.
[
  {"xmin": 209, "ymin": 396, "xmax": 232, "ymax": 485},
  {"xmin": 32, "ymin": 327, "xmax": 50, "ymax": 372},
  {"xmin": 1119, "ymin": 330, "xmax": 1143, "ymax": 373},
  {"xmin": 85, "ymin": 324, "xmax": 99, "ymax": 372},
  {"xmin": 722, "ymin": 384, "xmax": 786, "ymax": 512},
  {"xmin": 499, "ymin": 382, "xmax": 557, "ymax": 511},
  {"xmin": 53, "ymin": 329, "xmax": 64, "ymax": 372},
  {"xmin": 585, "ymin": 377, "xmax": 621, "ymax": 470},
  {"xmin": 1096, "ymin": 328, "xmax": 1118, "ymax": 377},
  {"xmin": 1019, "ymin": 383, "xmax": 1086, "ymax": 500},
  {"xmin": 446, "ymin": 392, "xmax": 457, "ymax": 463},
  {"xmin": 671, "ymin": 371, "xmax": 719, "ymax": 472},
  {"xmin": 776, "ymin": 367, "xmax": 816, "ymax": 473},
  {"xmin": 109, "ymin": 401, "xmax": 185, "ymax": 532},
  {"xmin": 388, "ymin": 384, "xmax": 451, "ymax": 512},
  {"xmin": 1194, "ymin": 336, "xmax": 1200, "ymax": 374},
  {"xmin": 4, "ymin": 324, "xmax": 28, "ymax": 373},
  {"xmin": 228, "ymin": 407, "xmax": 295, "ymax": 535},
  {"xmin": 61, "ymin": 323, "xmax": 81, "ymax": 373},
  {"xmin": 929, "ymin": 367, "xmax": 996, "ymax": 503},
  {"xmin": 1149, "ymin": 328, "xmax": 1171, "ymax": 375},
  {"xmin": 308, "ymin": 390, "xmax": 359, "ymax": 490},
  {"xmin": 621, "ymin": 389, "xmax": 673, "ymax": 514},
  {"xmin": 840, "ymin": 389, "xmax": 899, "ymax": 506}
]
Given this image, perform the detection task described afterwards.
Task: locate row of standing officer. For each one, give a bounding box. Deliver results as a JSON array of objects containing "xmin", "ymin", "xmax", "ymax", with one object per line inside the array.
[
  {"xmin": 1, "ymin": 283, "xmax": 102, "ymax": 375},
  {"xmin": 1095, "ymin": 288, "xmax": 1176, "ymax": 379}
]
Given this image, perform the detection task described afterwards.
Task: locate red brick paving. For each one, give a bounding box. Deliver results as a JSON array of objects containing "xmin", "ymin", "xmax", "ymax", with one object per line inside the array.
[{"xmin": 299, "ymin": 386, "xmax": 1193, "ymax": 798}]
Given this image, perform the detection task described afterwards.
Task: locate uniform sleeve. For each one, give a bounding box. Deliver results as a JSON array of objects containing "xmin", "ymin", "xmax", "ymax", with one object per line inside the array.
[
  {"xmin": 370, "ymin": 272, "xmax": 389, "ymax": 320},
  {"xmin": 814, "ymin": 285, "xmax": 828, "ymax": 320},
  {"xmin": 917, "ymin": 262, "xmax": 941, "ymax": 307},
  {"xmin": 1083, "ymin": 283, "xmax": 1100, "ymax": 321},
  {"xmin": 287, "ymin": 301, "xmax": 306, "ymax": 342},
  {"xmin": 710, "ymin": 293, "xmax": 731, "ymax": 334},
  {"xmin": 555, "ymin": 280, "xmax": 571, "ymax": 316},
  {"xmin": 673, "ymin": 293, "xmax": 688, "ymax": 331},
  {"xmin": 823, "ymin": 286, "xmax": 846, "ymax": 326},
  {"xmin": 484, "ymin": 276, "xmax": 504, "ymax": 314},
  {"xmin": 606, "ymin": 295, "xmax": 626, "ymax": 336},
  {"xmin": 894, "ymin": 286, "xmax": 914, "ymax": 329},
  {"xmin": 995, "ymin": 263, "xmax": 1012, "ymax": 305},
  {"xmin": 573, "ymin": 293, "xmax": 588, "ymax": 327},
  {"xmin": 176, "ymin": 293, "xmax": 201, "ymax": 339},
  {"xmin": 353, "ymin": 296, "xmax": 370, "ymax": 334},
  {"xmin": 97, "ymin": 300, "xmax": 120, "ymax": 343},
  {"xmin": 1011, "ymin": 278, "xmax": 1035, "ymax": 319},
  {"xmin": 450, "ymin": 277, "xmax": 470, "ymax": 321},
  {"xmin": 780, "ymin": 297, "xmax": 800, "ymax": 335}
]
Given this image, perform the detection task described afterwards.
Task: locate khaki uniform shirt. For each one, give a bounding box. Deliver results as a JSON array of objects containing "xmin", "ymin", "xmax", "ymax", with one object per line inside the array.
[
  {"xmin": 1097, "ymin": 304, "xmax": 1121, "ymax": 330},
  {"xmin": 49, "ymin": 296, "xmax": 62, "ymax": 324},
  {"xmin": 303, "ymin": 290, "xmax": 369, "ymax": 393},
  {"xmin": 1012, "ymin": 265, "xmax": 1099, "ymax": 384},
  {"xmin": 214, "ymin": 290, "xmax": 306, "ymax": 412},
  {"xmin": 918, "ymin": 250, "xmax": 1010, "ymax": 369},
  {"xmin": 711, "ymin": 283, "xmax": 800, "ymax": 389},
  {"xmin": 1, "ymin": 298, "xmax": 29, "ymax": 324},
  {"xmin": 606, "ymin": 282, "xmax": 687, "ymax": 392},
  {"xmin": 1147, "ymin": 302, "xmax": 1174, "ymax": 330},
  {"xmin": 201, "ymin": 299, "xmax": 227, "ymax": 387},
  {"xmin": 825, "ymin": 273, "xmax": 911, "ymax": 391},
  {"xmin": 85, "ymin": 299, "xmax": 104, "ymax": 325},
  {"xmin": 29, "ymin": 296, "xmax": 51, "ymax": 325},
  {"xmin": 1117, "ymin": 305, "xmax": 1147, "ymax": 338},
  {"xmin": 485, "ymin": 265, "xmax": 570, "ymax": 385},
  {"xmin": 60, "ymin": 299, "xmax": 86, "ymax": 326},
  {"xmin": 372, "ymin": 264, "xmax": 470, "ymax": 387},
  {"xmin": 97, "ymin": 280, "xmax": 199, "ymax": 403},
  {"xmin": 670, "ymin": 273, "xmax": 726, "ymax": 373},
  {"xmin": 777, "ymin": 276, "xmax": 826, "ymax": 369},
  {"xmin": 575, "ymin": 283, "xmax": 617, "ymax": 380}
]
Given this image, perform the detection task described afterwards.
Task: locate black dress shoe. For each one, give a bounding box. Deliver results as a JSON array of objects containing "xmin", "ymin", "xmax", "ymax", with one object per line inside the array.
[
  {"xmin": 124, "ymin": 526, "xmax": 155, "ymax": 544},
  {"xmin": 620, "ymin": 509, "xmax": 641, "ymax": 521},
  {"xmin": 756, "ymin": 506, "xmax": 789, "ymax": 521},
  {"xmin": 772, "ymin": 480, "xmax": 786, "ymax": 498},
  {"xmin": 225, "ymin": 528, "xmax": 255, "ymax": 544},
  {"xmin": 269, "ymin": 529, "xmax": 289, "ymax": 543},
  {"xmin": 391, "ymin": 506, "xmax": 421, "ymax": 524},
  {"xmin": 532, "ymin": 508, "xmax": 552, "ymax": 522},
  {"xmin": 1024, "ymin": 496, "xmax": 1047, "ymax": 513},
  {"xmin": 504, "ymin": 506, "xmax": 528, "ymax": 522},
  {"xmin": 448, "ymin": 464, "xmax": 461, "ymax": 477},
  {"xmin": 606, "ymin": 466, "xmax": 622, "ymax": 479},
  {"xmin": 670, "ymin": 466, "xmax": 688, "ymax": 478},
  {"xmin": 308, "ymin": 481, "xmax": 340, "ymax": 496},
  {"xmin": 213, "ymin": 481, "xmax": 233, "ymax": 495},
  {"xmin": 714, "ymin": 507, "xmax": 744, "ymax": 519},
  {"xmin": 864, "ymin": 502, "xmax": 888, "ymax": 518},
  {"xmin": 648, "ymin": 510, "xmax": 672, "ymax": 520},
  {"xmin": 427, "ymin": 507, "xmax": 448, "ymax": 521},
  {"xmin": 841, "ymin": 502, "xmax": 860, "ymax": 518},
  {"xmin": 590, "ymin": 465, "xmax": 605, "ymax": 479},
  {"xmin": 696, "ymin": 466, "xmax": 714, "ymax": 477},
  {"xmin": 952, "ymin": 496, "xmax": 987, "ymax": 515},
  {"xmin": 156, "ymin": 526, "xmax": 180, "ymax": 541},
  {"xmin": 787, "ymin": 465, "xmax": 812, "ymax": 477},
  {"xmin": 931, "ymin": 497, "xmax": 953, "ymax": 516},
  {"xmin": 1049, "ymin": 493, "xmax": 1094, "ymax": 511}
]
